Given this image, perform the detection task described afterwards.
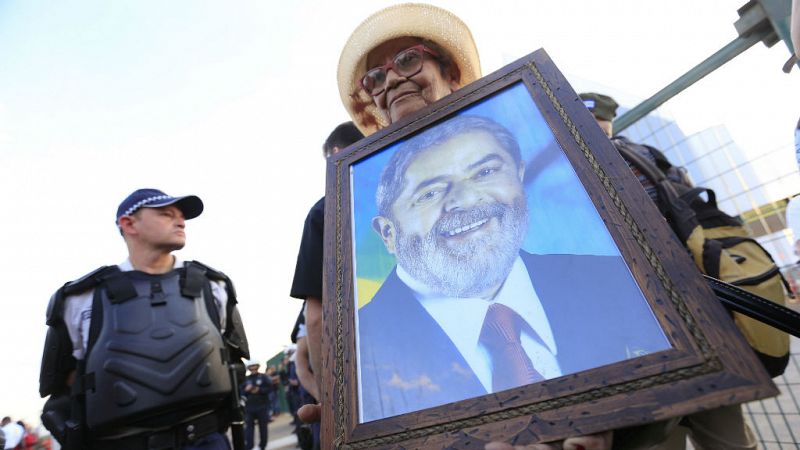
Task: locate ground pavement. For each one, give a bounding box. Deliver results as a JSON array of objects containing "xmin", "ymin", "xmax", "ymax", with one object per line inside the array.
[{"xmin": 265, "ymin": 413, "xmax": 299, "ymax": 450}]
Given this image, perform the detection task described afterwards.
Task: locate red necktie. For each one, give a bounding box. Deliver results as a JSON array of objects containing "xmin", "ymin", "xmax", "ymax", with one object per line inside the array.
[{"xmin": 479, "ymin": 303, "xmax": 544, "ymax": 392}]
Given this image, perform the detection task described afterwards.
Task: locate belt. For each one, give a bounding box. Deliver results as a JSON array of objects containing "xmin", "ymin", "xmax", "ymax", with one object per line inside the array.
[{"xmin": 92, "ymin": 412, "xmax": 223, "ymax": 450}]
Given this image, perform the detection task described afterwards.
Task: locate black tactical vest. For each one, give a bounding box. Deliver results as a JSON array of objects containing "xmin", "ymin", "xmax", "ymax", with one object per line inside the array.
[{"xmin": 83, "ymin": 268, "xmax": 231, "ymax": 436}]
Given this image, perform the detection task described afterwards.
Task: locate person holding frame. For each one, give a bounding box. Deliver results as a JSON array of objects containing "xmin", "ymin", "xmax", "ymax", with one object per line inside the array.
[
  {"xmin": 332, "ymin": 4, "xmax": 622, "ymax": 449},
  {"xmin": 326, "ymin": 3, "xmax": 785, "ymax": 449}
]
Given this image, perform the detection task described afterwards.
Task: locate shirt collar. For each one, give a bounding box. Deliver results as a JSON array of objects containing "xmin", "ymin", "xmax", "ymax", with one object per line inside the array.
[
  {"xmin": 397, "ymin": 255, "xmax": 559, "ymax": 390},
  {"xmin": 119, "ymin": 255, "xmax": 183, "ymax": 272}
]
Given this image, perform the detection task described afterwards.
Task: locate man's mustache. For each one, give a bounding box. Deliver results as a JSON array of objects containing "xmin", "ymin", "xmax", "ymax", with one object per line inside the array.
[{"xmin": 434, "ymin": 203, "xmax": 508, "ymax": 238}]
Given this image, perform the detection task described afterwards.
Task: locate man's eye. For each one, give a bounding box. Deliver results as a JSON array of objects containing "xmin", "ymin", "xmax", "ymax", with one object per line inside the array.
[
  {"xmin": 416, "ymin": 190, "xmax": 441, "ymax": 204},
  {"xmin": 476, "ymin": 167, "xmax": 499, "ymax": 178}
]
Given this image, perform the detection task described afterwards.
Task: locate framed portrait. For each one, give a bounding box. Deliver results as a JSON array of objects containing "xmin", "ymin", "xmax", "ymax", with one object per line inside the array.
[{"xmin": 321, "ymin": 49, "xmax": 777, "ymax": 449}]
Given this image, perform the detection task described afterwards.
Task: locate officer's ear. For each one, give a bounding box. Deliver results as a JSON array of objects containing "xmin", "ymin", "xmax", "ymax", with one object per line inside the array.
[
  {"xmin": 117, "ymin": 215, "xmax": 136, "ymax": 237},
  {"xmin": 371, "ymin": 216, "xmax": 397, "ymax": 254}
]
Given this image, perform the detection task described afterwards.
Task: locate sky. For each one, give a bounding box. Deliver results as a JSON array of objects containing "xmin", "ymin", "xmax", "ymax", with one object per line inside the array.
[{"xmin": 1, "ymin": 0, "xmax": 797, "ymax": 425}]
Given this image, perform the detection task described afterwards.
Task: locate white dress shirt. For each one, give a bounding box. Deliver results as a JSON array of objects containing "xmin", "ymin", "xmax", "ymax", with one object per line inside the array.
[{"xmin": 397, "ymin": 256, "xmax": 562, "ymax": 393}]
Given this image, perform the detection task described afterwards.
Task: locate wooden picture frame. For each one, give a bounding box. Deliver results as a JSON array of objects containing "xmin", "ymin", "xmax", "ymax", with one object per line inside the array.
[{"xmin": 322, "ymin": 48, "xmax": 777, "ymax": 449}]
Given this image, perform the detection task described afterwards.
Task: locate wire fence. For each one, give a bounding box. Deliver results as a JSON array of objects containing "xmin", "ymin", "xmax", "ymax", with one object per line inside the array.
[{"xmin": 743, "ymin": 336, "xmax": 800, "ymax": 449}]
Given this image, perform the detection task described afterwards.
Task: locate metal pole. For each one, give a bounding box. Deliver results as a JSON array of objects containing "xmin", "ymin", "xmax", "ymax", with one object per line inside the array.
[{"xmin": 613, "ymin": 28, "xmax": 770, "ymax": 134}]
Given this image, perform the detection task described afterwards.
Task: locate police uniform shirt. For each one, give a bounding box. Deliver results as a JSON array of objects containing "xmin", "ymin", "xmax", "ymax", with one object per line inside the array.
[
  {"xmin": 290, "ymin": 197, "xmax": 325, "ymax": 301},
  {"xmin": 62, "ymin": 257, "xmax": 228, "ymax": 360}
]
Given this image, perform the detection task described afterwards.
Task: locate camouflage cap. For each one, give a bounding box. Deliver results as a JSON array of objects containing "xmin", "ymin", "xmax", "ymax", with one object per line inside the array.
[{"xmin": 579, "ymin": 92, "xmax": 619, "ymax": 122}]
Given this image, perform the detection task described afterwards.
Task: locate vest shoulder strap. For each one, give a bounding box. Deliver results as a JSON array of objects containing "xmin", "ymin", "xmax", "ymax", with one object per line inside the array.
[
  {"xmin": 184, "ymin": 260, "xmax": 250, "ymax": 360},
  {"xmin": 47, "ymin": 266, "xmax": 120, "ymax": 326},
  {"xmin": 184, "ymin": 260, "xmax": 237, "ymax": 302},
  {"xmin": 62, "ymin": 266, "xmax": 120, "ymax": 297}
]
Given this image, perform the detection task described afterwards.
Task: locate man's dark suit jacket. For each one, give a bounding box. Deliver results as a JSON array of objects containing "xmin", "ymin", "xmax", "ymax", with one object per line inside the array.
[{"xmin": 356, "ymin": 252, "xmax": 670, "ymax": 422}]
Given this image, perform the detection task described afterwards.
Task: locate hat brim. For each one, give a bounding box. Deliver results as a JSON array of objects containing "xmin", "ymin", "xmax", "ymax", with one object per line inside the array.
[
  {"xmin": 143, "ymin": 195, "xmax": 204, "ymax": 220},
  {"xmin": 337, "ymin": 3, "xmax": 481, "ymax": 136}
]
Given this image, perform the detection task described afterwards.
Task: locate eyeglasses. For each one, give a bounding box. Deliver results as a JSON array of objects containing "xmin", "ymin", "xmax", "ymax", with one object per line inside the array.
[{"xmin": 360, "ymin": 44, "xmax": 440, "ymax": 96}]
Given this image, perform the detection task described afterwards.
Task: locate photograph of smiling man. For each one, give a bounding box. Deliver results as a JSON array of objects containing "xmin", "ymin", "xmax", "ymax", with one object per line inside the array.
[{"xmin": 350, "ymin": 83, "xmax": 671, "ymax": 423}]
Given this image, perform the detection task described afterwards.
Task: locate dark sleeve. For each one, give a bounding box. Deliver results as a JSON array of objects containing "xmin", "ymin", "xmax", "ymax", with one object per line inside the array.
[
  {"xmin": 39, "ymin": 290, "xmax": 76, "ymax": 398},
  {"xmin": 290, "ymin": 197, "xmax": 325, "ymax": 300}
]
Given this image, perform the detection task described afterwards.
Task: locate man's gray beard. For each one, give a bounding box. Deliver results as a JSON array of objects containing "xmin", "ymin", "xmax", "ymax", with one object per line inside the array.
[{"xmin": 394, "ymin": 197, "xmax": 529, "ymax": 298}]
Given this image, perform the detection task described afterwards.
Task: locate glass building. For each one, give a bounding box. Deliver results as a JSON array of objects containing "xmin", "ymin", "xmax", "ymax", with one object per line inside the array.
[{"xmin": 618, "ymin": 107, "xmax": 800, "ymax": 288}]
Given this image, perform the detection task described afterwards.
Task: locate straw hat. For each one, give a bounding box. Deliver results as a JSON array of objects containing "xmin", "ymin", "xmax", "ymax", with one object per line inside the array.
[{"xmin": 337, "ymin": 3, "xmax": 481, "ymax": 136}]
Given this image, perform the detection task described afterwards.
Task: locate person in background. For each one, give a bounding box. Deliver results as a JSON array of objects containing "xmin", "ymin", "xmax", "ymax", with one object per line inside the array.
[
  {"xmin": 240, "ymin": 360, "xmax": 271, "ymax": 450},
  {"xmin": 1, "ymin": 417, "xmax": 23, "ymax": 450},
  {"xmin": 785, "ymin": 118, "xmax": 800, "ymax": 266},
  {"xmin": 581, "ymin": 92, "xmax": 763, "ymax": 450},
  {"xmin": 288, "ymin": 123, "xmax": 363, "ymax": 433}
]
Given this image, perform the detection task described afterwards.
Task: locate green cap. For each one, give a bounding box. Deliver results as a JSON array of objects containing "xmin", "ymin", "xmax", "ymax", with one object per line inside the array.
[{"xmin": 579, "ymin": 92, "xmax": 619, "ymax": 121}]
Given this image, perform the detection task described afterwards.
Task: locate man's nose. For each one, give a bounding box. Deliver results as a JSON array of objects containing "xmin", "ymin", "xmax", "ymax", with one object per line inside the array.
[{"xmin": 444, "ymin": 183, "xmax": 481, "ymax": 213}]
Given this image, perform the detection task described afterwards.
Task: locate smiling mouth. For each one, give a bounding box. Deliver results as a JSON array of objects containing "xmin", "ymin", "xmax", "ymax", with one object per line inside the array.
[
  {"xmin": 443, "ymin": 218, "xmax": 489, "ymax": 237},
  {"xmin": 389, "ymin": 91, "xmax": 419, "ymax": 106}
]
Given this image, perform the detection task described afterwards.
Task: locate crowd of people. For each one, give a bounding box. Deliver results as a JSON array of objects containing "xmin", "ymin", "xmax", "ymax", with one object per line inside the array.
[
  {"xmin": 32, "ymin": 2, "xmax": 799, "ymax": 450},
  {"xmin": 1, "ymin": 417, "xmax": 49, "ymax": 450}
]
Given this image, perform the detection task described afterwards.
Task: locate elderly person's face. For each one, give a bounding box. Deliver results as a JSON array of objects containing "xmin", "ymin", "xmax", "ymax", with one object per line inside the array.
[
  {"xmin": 374, "ymin": 130, "xmax": 528, "ymax": 298},
  {"xmin": 365, "ymin": 37, "xmax": 459, "ymax": 125}
]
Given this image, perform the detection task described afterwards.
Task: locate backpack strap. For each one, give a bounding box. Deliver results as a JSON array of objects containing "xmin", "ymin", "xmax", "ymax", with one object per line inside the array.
[
  {"xmin": 614, "ymin": 139, "xmax": 699, "ymax": 242},
  {"xmin": 705, "ymin": 275, "xmax": 800, "ymax": 338},
  {"xmin": 644, "ymin": 144, "xmax": 674, "ymax": 173}
]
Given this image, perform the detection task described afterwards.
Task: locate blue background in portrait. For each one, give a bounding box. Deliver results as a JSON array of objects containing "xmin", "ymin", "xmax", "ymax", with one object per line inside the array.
[{"xmin": 350, "ymin": 82, "xmax": 620, "ymax": 306}]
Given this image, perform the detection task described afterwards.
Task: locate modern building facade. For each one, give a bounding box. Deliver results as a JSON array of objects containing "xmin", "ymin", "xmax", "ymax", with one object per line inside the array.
[{"xmin": 618, "ymin": 107, "xmax": 800, "ymax": 288}]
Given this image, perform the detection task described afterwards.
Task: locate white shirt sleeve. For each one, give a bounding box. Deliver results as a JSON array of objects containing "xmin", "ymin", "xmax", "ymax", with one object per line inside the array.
[
  {"xmin": 209, "ymin": 280, "xmax": 228, "ymax": 333},
  {"xmin": 62, "ymin": 290, "xmax": 95, "ymax": 360}
]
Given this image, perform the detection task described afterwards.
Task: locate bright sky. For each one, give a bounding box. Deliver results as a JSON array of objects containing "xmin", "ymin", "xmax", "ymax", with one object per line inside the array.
[{"xmin": 1, "ymin": 0, "xmax": 797, "ymax": 425}]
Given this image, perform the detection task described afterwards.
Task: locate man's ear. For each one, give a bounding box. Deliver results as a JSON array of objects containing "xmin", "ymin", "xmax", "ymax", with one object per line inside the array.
[
  {"xmin": 518, "ymin": 161, "xmax": 526, "ymax": 183},
  {"xmin": 118, "ymin": 216, "xmax": 136, "ymax": 237},
  {"xmin": 371, "ymin": 216, "xmax": 397, "ymax": 254}
]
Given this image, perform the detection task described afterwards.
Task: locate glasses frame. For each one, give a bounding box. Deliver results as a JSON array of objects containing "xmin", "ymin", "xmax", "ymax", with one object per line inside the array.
[{"xmin": 359, "ymin": 44, "xmax": 441, "ymax": 96}]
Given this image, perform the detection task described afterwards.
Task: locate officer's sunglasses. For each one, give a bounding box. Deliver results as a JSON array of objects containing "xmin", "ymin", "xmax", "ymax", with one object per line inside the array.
[{"xmin": 359, "ymin": 44, "xmax": 441, "ymax": 96}]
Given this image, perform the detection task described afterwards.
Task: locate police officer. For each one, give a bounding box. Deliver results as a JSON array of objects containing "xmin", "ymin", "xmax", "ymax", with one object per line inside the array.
[
  {"xmin": 240, "ymin": 360, "xmax": 271, "ymax": 450},
  {"xmin": 39, "ymin": 188, "xmax": 250, "ymax": 450}
]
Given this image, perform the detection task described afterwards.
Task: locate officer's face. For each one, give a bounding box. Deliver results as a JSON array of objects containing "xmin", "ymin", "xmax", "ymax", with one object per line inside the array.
[{"xmin": 130, "ymin": 205, "xmax": 187, "ymax": 252}]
